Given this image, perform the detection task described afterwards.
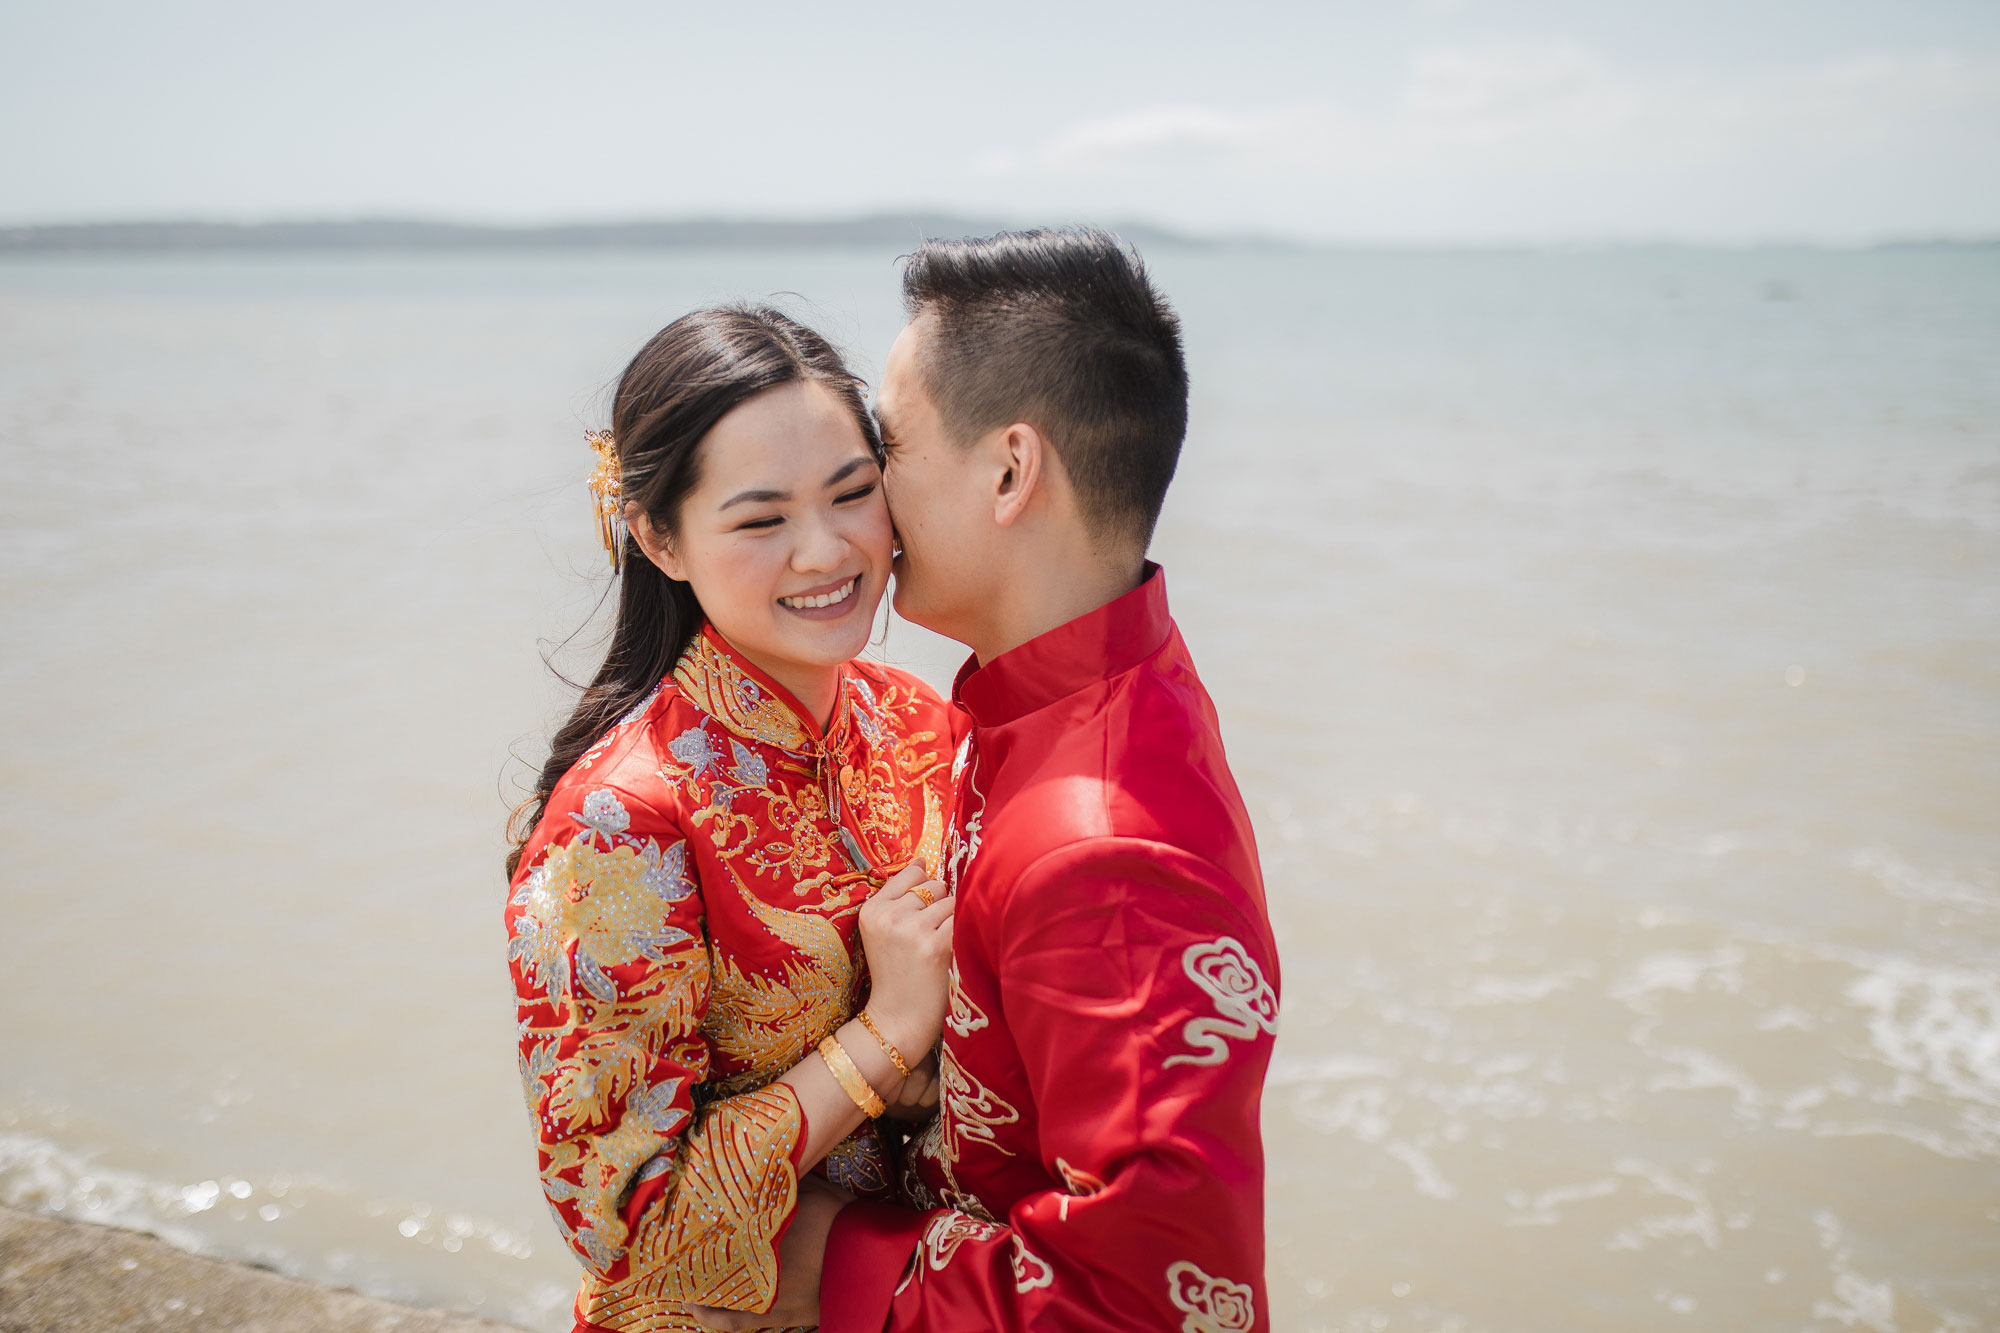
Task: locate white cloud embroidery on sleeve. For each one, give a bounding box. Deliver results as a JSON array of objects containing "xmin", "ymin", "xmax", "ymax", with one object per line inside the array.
[
  {"xmin": 1166, "ymin": 1259, "xmax": 1256, "ymax": 1332},
  {"xmin": 1164, "ymin": 936, "xmax": 1278, "ymax": 1068}
]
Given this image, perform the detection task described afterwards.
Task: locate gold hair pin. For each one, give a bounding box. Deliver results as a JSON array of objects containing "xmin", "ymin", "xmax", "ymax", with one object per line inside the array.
[{"xmin": 586, "ymin": 429, "xmax": 622, "ymax": 569}]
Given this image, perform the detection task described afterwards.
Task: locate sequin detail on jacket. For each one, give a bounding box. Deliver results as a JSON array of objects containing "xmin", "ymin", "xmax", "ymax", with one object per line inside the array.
[{"xmin": 507, "ymin": 625, "xmax": 959, "ymax": 1332}]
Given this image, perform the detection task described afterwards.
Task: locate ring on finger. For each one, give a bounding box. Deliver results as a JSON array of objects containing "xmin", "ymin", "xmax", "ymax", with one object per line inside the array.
[{"xmin": 910, "ymin": 881, "xmax": 936, "ymax": 908}]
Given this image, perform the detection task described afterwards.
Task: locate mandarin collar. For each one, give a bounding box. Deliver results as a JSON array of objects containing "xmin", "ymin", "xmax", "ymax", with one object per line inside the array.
[
  {"xmin": 673, "ymin": 622, "xmax": 858, "ymax": 755},
  {"xmin": 953, "ymin": 562, "xmax": 1172, "ymax": 727}
]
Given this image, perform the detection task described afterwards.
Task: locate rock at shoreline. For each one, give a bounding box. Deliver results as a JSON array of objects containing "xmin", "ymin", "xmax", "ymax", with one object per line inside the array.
[{"xmin": 0, "ymin": 1205, "xmax": 528, "ymax": 1332}]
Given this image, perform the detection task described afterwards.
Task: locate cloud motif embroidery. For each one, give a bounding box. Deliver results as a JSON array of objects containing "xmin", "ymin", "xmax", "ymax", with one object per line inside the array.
[
  {"xmin": 1010, "ymin": 1235, "xmax": 1053, "ymax": 1292},
  {"xmin": 1166, "ymin": 1259, "xmax": 1256, "ymax": 1333},
  {"xmin": 1164, "ymin": 936, "xmax": 1278, "ymax": 1069}
]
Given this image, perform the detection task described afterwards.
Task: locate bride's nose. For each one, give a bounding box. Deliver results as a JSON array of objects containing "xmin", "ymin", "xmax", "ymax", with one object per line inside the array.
[{"xmin": 791, "ymin": 511, "xmax": 847, "ymax": 572}]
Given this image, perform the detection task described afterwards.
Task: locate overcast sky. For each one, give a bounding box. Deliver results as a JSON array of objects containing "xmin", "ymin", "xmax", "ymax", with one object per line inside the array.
[{"xmin": 3, "ymin": 0, "xmax": 1996, "ymax": 243}]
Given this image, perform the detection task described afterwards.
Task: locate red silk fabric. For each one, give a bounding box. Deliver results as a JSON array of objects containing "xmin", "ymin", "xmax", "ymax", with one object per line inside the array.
[{"xmin": 823, "ymin": 565, "xmax": 1281, "ymax": 1333}]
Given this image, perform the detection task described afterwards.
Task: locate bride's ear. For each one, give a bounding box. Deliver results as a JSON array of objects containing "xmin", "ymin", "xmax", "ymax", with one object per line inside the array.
[
  {"xmin": 626, "ymin": 503, "xmax": 688, "ymax": 581},
  {"xmin": 992, "ymin": 422, "xmax": 1049, "ymax": 528}
]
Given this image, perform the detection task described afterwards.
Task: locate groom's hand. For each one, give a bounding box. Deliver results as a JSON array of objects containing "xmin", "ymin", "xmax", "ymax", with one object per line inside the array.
[
  {"xmin": 689, "ymin": 1174, "xmax": 850, "ymax": 1330},
  {"xmin": 882, "ymin": 1049, "xmax": 940, "ymax": 1120}
]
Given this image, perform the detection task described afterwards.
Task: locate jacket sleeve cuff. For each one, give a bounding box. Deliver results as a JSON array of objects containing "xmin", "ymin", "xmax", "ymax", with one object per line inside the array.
[{"xmin": 818, "ymin": 1200, "xmax": 931, "ymax": 1333}]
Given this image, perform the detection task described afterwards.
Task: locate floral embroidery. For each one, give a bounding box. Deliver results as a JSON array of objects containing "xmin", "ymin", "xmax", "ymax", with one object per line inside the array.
[
  {"xmin": 578, "ymin": 788, "xmax": 632, "ymax": 837},
  {"xmin": 508, "ymin": 627, "xmax": 958, "ymax": 1332},
  {"xmin": 1011, "ymin": 1235, "xmax": 1054, "ymax": 1292},
  {"xmin": 823, "ymin": 1121, "xmax": 892, "ymax": 1196},
  {"xmin": 511, "ymin": 811, "xmax": 708, "ymax": 1280},
  {"xmin": 1163, "ymin": 936, "xmax": 1279, "ymax": 1069},
  {"xmin": 1166, "ymin": 1260, "xmax": 1256, "ymax": 1333},
  {"xmin": 508, "ymin": 825, "xmax": 696, "ymax": 1011},
  {"xmin": 727, "ymin": 738, "xmax": 768, "ymax": 789},
  {"xmin": 668, "ymin": 724, "xmax": 727, "ymax": 776}
]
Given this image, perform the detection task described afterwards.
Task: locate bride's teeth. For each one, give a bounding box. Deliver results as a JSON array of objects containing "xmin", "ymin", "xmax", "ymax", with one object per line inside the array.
[{"xmin": 784, "ymin": 578, "xmax": 855, "ymax": 610}]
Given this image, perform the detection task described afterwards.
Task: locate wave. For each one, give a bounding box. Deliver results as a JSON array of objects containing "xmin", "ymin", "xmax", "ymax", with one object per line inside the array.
[{"xmin": 0, "ymin": 1132, "xmax": 573, "ymax": 1331}]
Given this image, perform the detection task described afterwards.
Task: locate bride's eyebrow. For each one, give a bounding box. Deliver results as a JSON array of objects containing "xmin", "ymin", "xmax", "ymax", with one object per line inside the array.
[
  {"xmin": 824, "ymin": 457, "xmax": 877, "ymax": 489},
  {"xmin": 718, "ymin": 457, "xmax": 876, "ymax": 511},
  {"xmin": 720, "ymin": 486, "xmax": 788, "ymax": 510}
]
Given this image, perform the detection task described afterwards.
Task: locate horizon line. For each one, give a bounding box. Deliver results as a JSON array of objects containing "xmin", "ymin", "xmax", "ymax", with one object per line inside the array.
[{"xmin": 2, "ymin": 212, "xmax": 1996, "ymax": 255}]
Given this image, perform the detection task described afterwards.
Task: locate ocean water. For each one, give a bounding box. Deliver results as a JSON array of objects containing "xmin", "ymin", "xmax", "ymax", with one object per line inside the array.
[{"xmin": 1, "ymin": 244, "xmax": 1995, "ymax": 1330}]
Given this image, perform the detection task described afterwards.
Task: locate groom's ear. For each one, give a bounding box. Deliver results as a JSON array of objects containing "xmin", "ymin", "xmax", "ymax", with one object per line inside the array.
[{"xmin": 992, "ymin": 421, "xmax": 1050, "ymax": 528}]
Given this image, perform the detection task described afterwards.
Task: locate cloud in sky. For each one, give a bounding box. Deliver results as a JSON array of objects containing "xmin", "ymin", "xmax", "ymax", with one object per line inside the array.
[
  {"xmin": 981, "ymin": 45, "xmax": 2000, "ymax": 241},
  {"xmin": 1, "ymin": 3, "xmax": 1996, "ymax": 243}
]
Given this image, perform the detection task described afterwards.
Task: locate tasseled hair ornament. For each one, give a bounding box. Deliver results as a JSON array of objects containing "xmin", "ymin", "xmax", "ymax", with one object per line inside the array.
[{"xmin": 585, "ymin": 429, "xmax": 623, "ymax": 570}]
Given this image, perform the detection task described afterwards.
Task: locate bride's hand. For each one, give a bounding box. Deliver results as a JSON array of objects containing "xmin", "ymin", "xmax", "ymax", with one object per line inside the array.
[{"xmin": 858, "ymin": 863, "xmax": 953, "ymax": 1061}]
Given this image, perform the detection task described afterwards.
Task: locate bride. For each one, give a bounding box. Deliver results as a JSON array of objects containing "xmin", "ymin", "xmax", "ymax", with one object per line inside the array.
[{"xmin": 505, "ymin": 305, "xmax": 957, "ymax": 1332}]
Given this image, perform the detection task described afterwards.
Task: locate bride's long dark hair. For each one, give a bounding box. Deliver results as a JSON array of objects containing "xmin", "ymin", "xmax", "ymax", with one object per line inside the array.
[{"xmin": 505, "ymin": 305, "xmax": 880, "ymax": 878}]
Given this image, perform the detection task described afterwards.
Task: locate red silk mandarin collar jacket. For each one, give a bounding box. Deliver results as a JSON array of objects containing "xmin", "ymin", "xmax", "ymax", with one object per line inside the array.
[{"xmin": 825, "ymin": 563, "xmax": 1281, "ymax": 1333}]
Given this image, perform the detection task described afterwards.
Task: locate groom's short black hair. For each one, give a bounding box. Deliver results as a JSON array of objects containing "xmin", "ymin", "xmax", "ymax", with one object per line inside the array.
[{"xmin": 900, "ymin": 227, "xmax": 1187, "ymax": 547}]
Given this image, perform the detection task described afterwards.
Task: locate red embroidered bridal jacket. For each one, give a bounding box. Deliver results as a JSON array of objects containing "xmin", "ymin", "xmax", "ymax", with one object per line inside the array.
[
  {"xmin": 823, "ymin": 564, "xmax": 1281, "ymax": 1333},
  {"xmin": 506, "ymin": 626, "xmax": 959, "ymax": 1332}
]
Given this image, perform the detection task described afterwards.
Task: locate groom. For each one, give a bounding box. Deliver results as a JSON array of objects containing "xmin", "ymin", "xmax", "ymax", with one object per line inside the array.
[{"xmin": 711, "ymin": 227, "xmax": 1279, "ymax": 1331}]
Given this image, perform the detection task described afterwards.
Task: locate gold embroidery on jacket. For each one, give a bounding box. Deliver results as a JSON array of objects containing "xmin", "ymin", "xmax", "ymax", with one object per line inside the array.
[
  {"xmin": 514, "ymin": 639, "xmax": 953, "ymax": 1327},
  {"xmin": 672, "ymin": 637, "xmax": 813, "ymax": 752},
  {"xmin": 701, "ymin": 870, "xmax": 858, "ymax": 1094},
  {"xmin": 512, "ymin": 797, "xmax": 707, "ymax": 1274},
  {"xmin": 912, "ymin": 780, "xmax": 946, "ymax": 878},
  {"xmin": 579, "ymin": 1085, "xmax": 805, "ymax": 1329}
]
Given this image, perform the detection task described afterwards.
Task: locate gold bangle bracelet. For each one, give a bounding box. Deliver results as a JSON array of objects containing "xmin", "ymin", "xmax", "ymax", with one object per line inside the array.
[
  {"xmin": 854, "ymin": 1009, "xmax": 912, "ymax": 1079},
  {"xmin": 818, "ymin": 1035, "xmax": 886, "ymax": 1118}
]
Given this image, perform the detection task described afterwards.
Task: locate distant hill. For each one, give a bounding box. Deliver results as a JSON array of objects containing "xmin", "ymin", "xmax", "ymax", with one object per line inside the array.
[{"xmin": 0, "ymin": 214, "xmax": 1214, "ymax": 253}]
